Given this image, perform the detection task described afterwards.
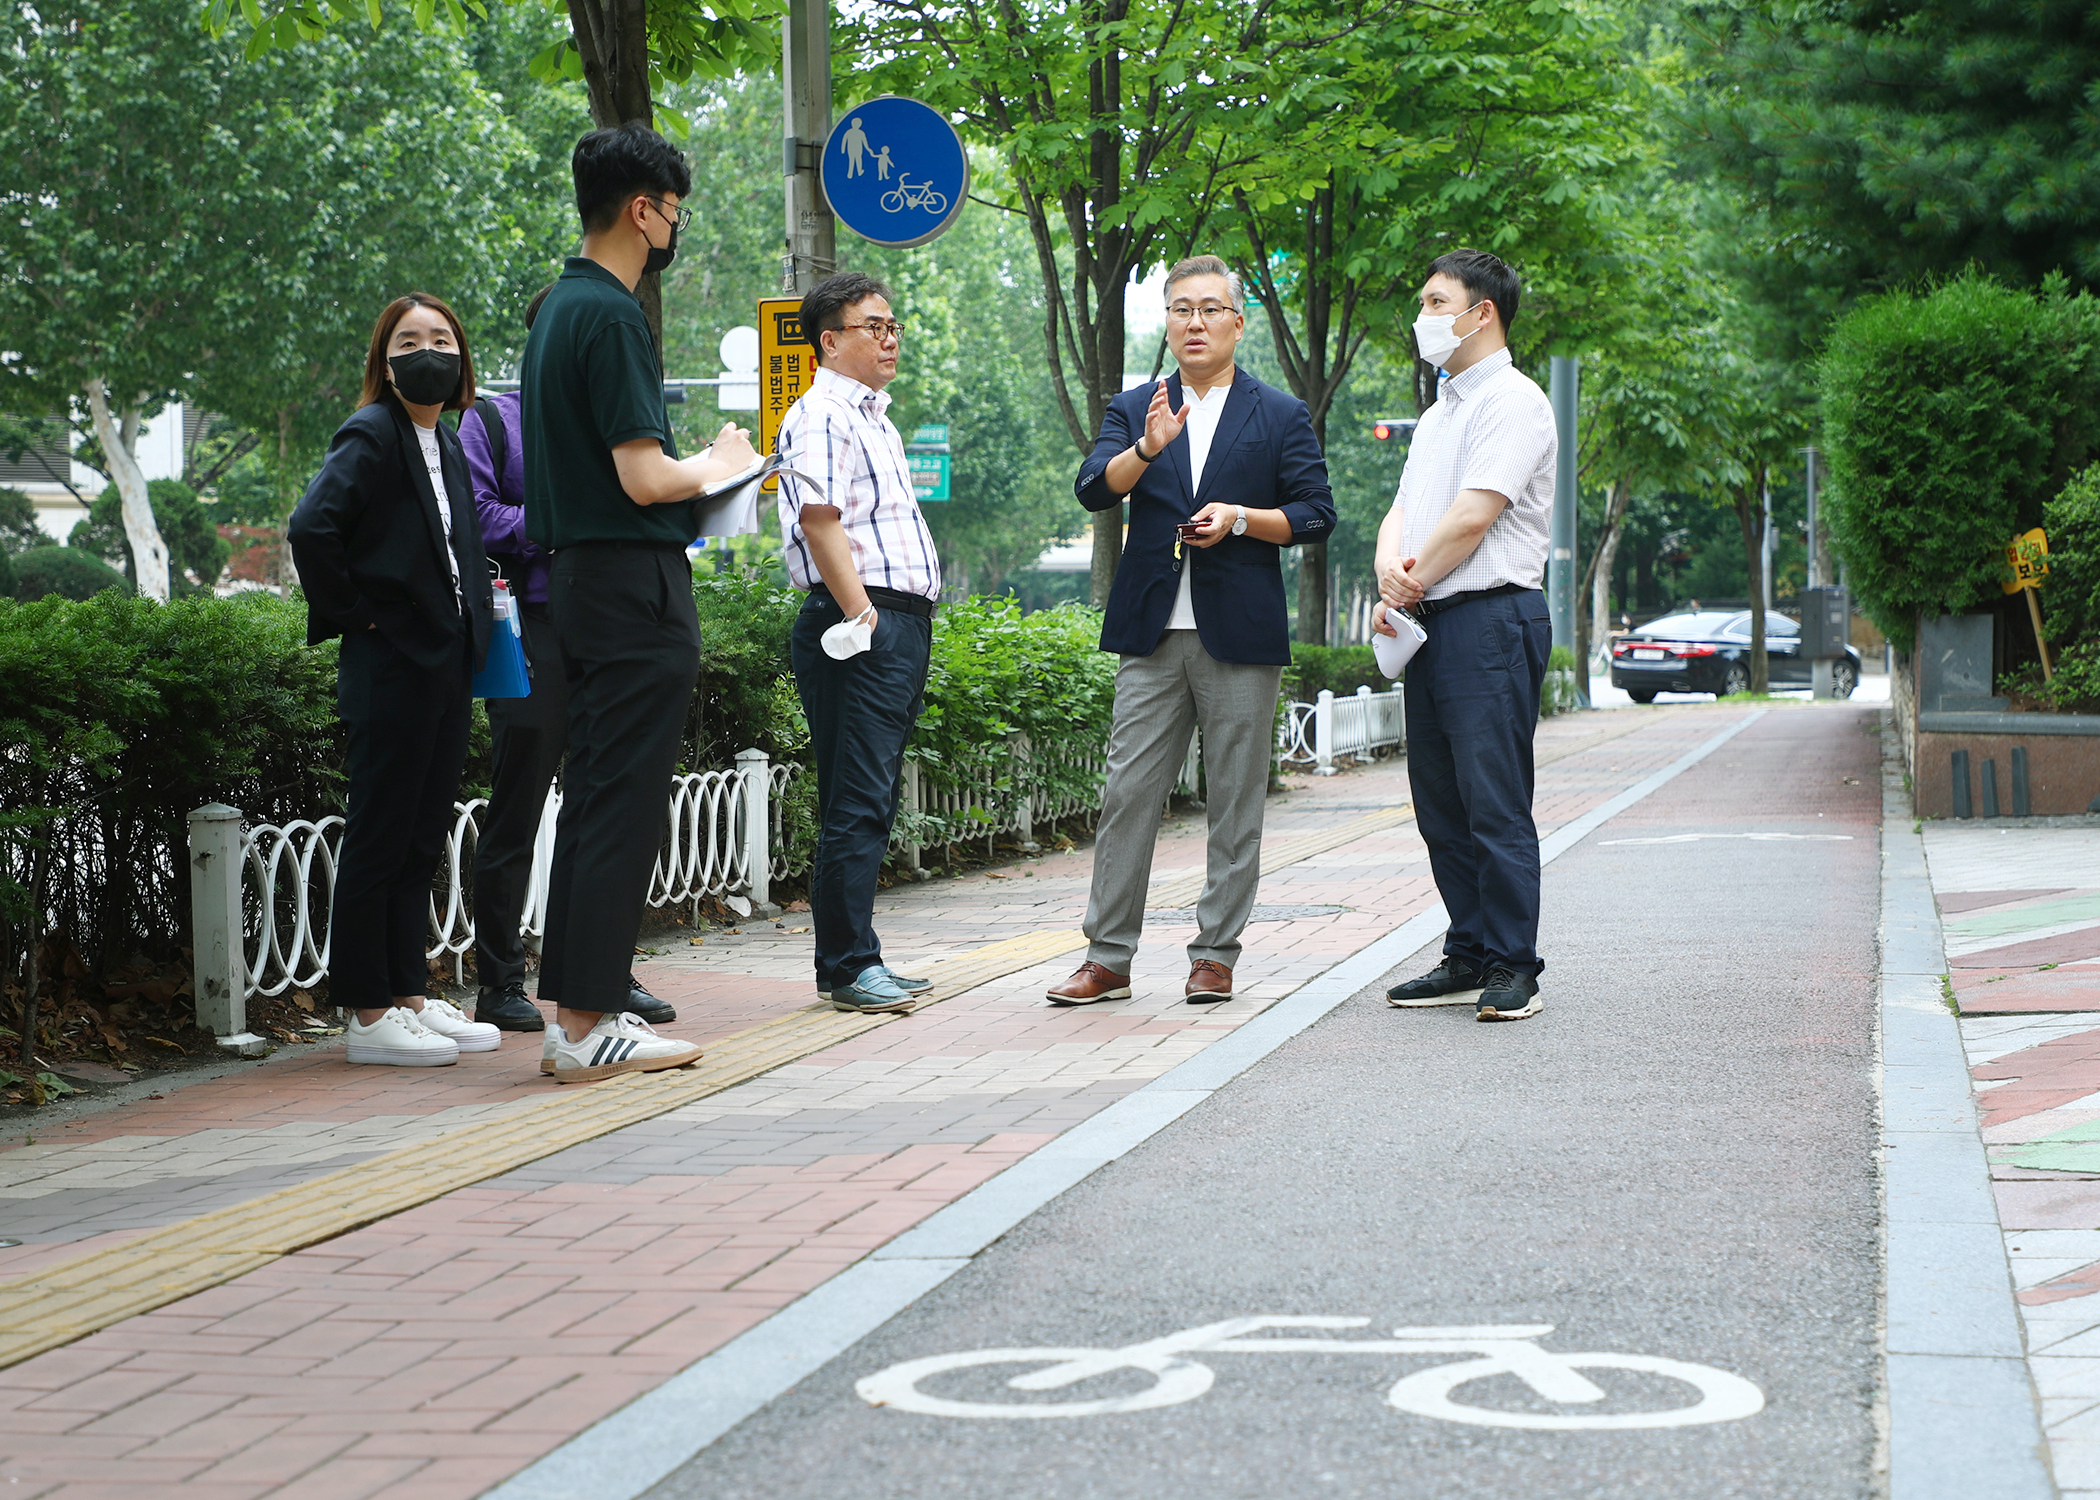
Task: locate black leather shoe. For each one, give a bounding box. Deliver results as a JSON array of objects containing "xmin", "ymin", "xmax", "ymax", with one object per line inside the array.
[
  {"xmin": 1385, "ymin": 957, "xmax": 1486, "ymax": 1008},
  {"xmin": 624, "ymin": 974, "xmax": 677, "ymax": 1026},
  {"xmin": 475, "ymin": 981, "xmax": 545, "ymax": 1031}
]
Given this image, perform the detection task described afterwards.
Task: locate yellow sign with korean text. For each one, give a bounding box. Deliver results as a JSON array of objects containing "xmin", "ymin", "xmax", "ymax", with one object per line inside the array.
[
  {"xmin": 757, "ymin": 297, "xmax": 812, "ymax": 491},
  {"xmin": 2004, "ymin": 527, "xmax": 2051, "ymax": 594}
]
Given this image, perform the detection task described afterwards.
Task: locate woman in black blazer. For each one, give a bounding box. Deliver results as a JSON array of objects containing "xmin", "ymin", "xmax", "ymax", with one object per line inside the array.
[{"xmin": 289, "ymin": 292, "xmax": 500, "ymax": 1068}]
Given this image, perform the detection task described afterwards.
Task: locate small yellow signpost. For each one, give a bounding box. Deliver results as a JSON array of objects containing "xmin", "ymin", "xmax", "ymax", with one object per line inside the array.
[
  {"xmin": 756, "ymin": 297, "xmax": 813, "ymax": 491},
  {"xmin": 2003, "ymin": 526, "xmax": 2054, "ymax": 680}
]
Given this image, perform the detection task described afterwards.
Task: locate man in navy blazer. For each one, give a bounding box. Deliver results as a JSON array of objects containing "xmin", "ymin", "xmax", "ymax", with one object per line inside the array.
[{"xmin": 1048, "ymin": 255, "xmax": 1335, "ymax": 1007}]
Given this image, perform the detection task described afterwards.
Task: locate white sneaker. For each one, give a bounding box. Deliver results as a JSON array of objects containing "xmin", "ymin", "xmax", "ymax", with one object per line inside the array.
[
  {"xmin": 550, "ymin": 1012, "xmax": 702, "ymax": 1084},
  {"xmin": 412, "ymin": 996, "xmax": 501, "ymax": 1053},
  {"xmin": 541, "ymin": 1025, "xmax": 559, "ymax": 1076},
  {"xmin": 345, "ymin": 1007, "xmax": 461, "ymax": 1067}
]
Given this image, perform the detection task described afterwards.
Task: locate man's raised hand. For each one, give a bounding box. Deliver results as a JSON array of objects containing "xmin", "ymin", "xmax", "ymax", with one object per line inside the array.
[{"xmin": 1142, "ymin": 378, "xmax": 1189, "ymax": 457}]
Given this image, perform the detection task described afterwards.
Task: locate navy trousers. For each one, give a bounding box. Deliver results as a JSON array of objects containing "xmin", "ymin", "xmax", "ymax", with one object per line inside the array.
[
  {"xmin": 790, "ymin": 593, "xmax": 932, "ymax": 992},
  {"xmin": 1403, "ymin": 588, "xmax": 1553, "ymax": 976}
]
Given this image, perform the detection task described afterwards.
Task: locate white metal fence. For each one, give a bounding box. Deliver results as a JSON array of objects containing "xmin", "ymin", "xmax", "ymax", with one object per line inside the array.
[
  {"xmin": 896, "ymin": 731, "xmax": 1111, "ymax": 872},
  {"xmin": 186, "ymin": 748, "xmax": 794, "ymax": 1048},
  {"xmin": 1278, "ymin": 685, "xmax": 1407, "ymax": 775}
]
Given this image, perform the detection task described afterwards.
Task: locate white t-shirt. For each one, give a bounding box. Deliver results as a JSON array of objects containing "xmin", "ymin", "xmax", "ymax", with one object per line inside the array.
[
  {"xmin": 1164, "ymin": 380, "xmax": 1235, "ymax": 631},
  {"xmin": 414, "ymin": 421, "xmax": 463, "ymax": 612}
]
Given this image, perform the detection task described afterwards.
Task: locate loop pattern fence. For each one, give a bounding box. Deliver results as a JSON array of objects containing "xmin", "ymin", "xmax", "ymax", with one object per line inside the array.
[
  {"xmin": 1278, "ymin": 686, "xmax": 1407, "ymax": 775},
  {"xmin": 189, "ymin": 750, "xmax": 794, "ymax": 1039}
]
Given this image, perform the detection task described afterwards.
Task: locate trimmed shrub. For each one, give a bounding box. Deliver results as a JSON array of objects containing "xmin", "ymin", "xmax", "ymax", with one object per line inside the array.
[
  {"xmin": 1820, "ymin": 274, "xmax": 2100, "ymax": 650},
  {"xmin": 1287, "ymin": 643, "xmax": 1384, "ymax": 703},
  {"xmin": 11, "ymin": 546, "xmax": 131, "ymax": 601}
]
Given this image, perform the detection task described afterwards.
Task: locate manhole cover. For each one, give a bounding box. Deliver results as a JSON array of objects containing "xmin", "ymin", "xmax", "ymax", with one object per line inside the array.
[{"xmin": 1144, "ymin": 904, "xmax": 1348, "ymax": 922}]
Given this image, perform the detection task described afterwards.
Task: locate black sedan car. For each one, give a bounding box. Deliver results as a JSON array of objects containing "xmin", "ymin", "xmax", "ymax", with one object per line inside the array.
[{"xmin": 1608, "ymin": 610, "xmax": 1861, "ymax": 703}]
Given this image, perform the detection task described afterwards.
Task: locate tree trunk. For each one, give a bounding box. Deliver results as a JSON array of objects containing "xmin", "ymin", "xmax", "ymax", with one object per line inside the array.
[
  {"xmin": 84, "ymin": 378, "xmax": 170, "ymax": 601},
  {"xmin": 1734, "ymin": 476, "xmax": 1769, "ymax": 693},
  {"xmin": 1298, "ymin": 399, "xmax": 1329, "ymax": 645},
  {"xmin": 568, "ymin": 0, "xmax": 666, "ymax": 349},
  {"xmin": 1582, "ymin": 478, "xmax": 1632, "ymax": 674}
]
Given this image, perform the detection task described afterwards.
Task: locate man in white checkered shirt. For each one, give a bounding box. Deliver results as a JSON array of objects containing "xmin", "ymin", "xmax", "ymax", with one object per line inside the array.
[
  {"xmin": 776, "ymin": 271, "xmax": 942, "ymax": 1017},
  {"xmin": 1372, "ymin": 248, "xmax": 1558, "ymax": 1023}
]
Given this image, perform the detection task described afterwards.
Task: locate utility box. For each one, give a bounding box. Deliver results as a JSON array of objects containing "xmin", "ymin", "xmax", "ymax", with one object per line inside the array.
[{"xmin": 1799, "ymin": 586, "xmax": 1851, "ymax": 659}]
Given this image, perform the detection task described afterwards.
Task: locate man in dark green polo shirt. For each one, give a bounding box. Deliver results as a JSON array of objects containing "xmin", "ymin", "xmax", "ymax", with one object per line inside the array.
[{"xmin": 521, "ymin": 122, "xmax": 758, "ymax": 1084}]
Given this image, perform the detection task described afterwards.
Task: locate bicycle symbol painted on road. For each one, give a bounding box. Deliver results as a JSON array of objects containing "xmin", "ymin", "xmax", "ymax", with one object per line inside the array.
[
  {"xmin": 857, "ymin": 1317, "xmax": 1766, "ymax": 1431},
  {"xmin": 880, "ymin": 174, "xmax": 950, "ymax": 216}
]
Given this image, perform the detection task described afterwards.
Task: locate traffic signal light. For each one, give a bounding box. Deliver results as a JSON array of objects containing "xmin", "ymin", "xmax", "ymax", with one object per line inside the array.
[{"xmin": 1372, "ymin": 416, "xmax": 1415, "ymax": 441}]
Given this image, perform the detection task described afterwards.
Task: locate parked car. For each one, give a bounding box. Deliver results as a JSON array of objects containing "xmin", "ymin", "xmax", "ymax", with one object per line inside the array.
[{"xmin": 1608, "ymin": 610, "xmax": 1860, "ymax": 703}]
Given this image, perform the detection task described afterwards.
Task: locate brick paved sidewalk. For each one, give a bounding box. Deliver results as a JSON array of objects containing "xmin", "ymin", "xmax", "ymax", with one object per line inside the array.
[
  {"xmin": 0, "ymin": 703, "xmax": 1753, "ymax": 1499},
  {"xmin": 1925, "ymin": 818, "xmax": 2100, "ymax": 1494}
]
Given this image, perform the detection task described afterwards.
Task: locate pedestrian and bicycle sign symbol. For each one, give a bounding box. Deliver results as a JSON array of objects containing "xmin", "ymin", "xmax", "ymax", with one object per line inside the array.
[
  {"xmin": 823, "ymin": 96, "xmax": 970, "ymax": 249},
  {"xmin": 857, "ymin": 1317, "xmax": 1765, "ymax": 1431}
]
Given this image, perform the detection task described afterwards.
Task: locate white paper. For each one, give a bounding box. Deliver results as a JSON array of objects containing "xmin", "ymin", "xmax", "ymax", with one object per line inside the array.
[
  {"xmin": 1372, "ymin": 606, "xmax": 1427, "ymax": 678},
  {"xmin": 692, "ymin": 453, "xmax": 824, "ymax": 540}
]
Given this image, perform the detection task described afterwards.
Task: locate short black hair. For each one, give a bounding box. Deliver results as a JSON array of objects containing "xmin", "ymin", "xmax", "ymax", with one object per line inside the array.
[
  {"xmin": 571, "ymin": 123, "xmax": 692, "ymax": 234},
  {"xmin": 1427, "ymin": 248, "xmax": 1521, "ymax": 333},
  {"xmin": 800, "ymin": 271, "xmax": 894, "ymax": 366},
  {"xmin": 524, "ymin": 283, "xmax": 553, "ymax": 332}
]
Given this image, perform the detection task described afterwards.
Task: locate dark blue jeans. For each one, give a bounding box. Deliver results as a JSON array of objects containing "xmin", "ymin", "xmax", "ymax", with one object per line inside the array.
[
  {"xmin": 1404, "ymin": 588, "xmax": 1553, "ymax": 977},
  {"xmin": 790, "ymin": 594, "xmax": 932, "ymax": 991}
]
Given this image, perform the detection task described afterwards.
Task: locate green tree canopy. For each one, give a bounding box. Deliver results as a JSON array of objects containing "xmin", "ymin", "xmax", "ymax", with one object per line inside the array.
[{"xmin": 70, "ymin": 482, "xmax": 231, "ymax": 594}]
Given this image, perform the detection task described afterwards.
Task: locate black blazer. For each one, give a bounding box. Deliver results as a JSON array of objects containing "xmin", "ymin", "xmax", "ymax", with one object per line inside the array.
[
  {"xmin": 1075, "ymin": 369, "xmax": 1335, "ymax": 665},
  {"xmin": 289, "ymin": 400, "xmax": 494, "ymax": 673}
]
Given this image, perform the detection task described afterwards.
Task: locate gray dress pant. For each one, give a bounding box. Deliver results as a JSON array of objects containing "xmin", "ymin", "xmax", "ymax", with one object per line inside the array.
[{"xmin": 1082, "ymin": 631, "xmax": 1284, "ymax": 972}]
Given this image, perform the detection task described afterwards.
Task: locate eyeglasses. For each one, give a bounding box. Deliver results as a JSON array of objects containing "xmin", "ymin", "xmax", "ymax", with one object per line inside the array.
[
  {"xmin": 836, "ymin": 318, "xmax": 904, "ymax": 341},
  {"xmin": 1167, "ymin": 303, "xmax": 1237, "ymax": 325},
  {"xmin": 647, "ymin": 197, "xmax": 693, "ymax": 232}
]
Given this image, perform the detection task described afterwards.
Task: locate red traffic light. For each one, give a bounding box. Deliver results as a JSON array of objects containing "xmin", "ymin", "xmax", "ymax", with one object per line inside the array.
[
  {"xmin": 1371, "ymin": 416, "xmax": 1412, "ymax": 441},
  {"xmin": 1373, "ymin": 421, "xmax": 1393, "ymax": 440}
]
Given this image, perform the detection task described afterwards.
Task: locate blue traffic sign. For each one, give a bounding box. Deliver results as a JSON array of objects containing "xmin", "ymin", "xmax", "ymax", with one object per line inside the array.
[{"xmin": 822, "ymin": 97, "xmax": 969, "ymax": 250}]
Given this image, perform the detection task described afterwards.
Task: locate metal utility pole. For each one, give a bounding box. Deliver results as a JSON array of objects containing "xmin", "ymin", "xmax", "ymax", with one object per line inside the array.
[
  {"xmin": 1803, "ymin": 447, "xmax": 1820, "ymax": 589},
  {"xmin": 1548, "ymin": 356, "xmax": 1583, "ymax": 703},
  {"xmin": 1760, "ymin": 482, "xmax": 1774, "ymax": 613},
  {"xmin": 781, "ymin": 0, "xmax": 835, "ymax": 296}
]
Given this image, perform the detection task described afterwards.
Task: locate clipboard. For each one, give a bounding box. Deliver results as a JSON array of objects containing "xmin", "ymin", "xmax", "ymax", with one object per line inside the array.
[{"xmin": 691, "ymin": 452, "xmax": 824, "ymax": 540}]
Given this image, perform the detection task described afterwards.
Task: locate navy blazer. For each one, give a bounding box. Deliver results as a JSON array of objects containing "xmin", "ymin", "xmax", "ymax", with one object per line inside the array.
[
  {"xmin": 288, "ymin": 400, "xmax": 494, "ymax": 674},
  {"xmin": 1075, "ymin": 369, "xmax": 1334, "ymax": 665}
]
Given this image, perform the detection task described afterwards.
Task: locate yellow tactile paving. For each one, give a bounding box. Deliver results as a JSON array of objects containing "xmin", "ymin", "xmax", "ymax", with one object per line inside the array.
[{"xmin": 0, "ymin": 805, "xmax": 1415, "ymax": 1369}]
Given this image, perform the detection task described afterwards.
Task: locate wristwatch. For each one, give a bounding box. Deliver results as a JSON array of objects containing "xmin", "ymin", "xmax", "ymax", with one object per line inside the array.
[{"xmin": 1230, "ymin": 505, "xmax": 1248, "ymax": 536}]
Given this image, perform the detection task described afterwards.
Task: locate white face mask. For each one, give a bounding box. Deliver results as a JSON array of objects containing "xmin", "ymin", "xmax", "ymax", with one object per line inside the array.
[
  {"xmin": 1412, "ymin": 301, "xmax": 1485, "ymax": 368},
  {"xmin": 821, "ymin": 605, "xmax": 877, "ymax": 660}
]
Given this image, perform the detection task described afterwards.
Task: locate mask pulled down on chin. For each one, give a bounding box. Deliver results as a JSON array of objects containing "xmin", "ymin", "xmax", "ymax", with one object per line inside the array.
[{"xmin": 821, "ymin": 606, "xmax": 877, "ymax": 660}]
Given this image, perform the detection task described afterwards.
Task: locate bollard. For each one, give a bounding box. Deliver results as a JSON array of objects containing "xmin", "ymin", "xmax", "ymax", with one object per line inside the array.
[
  {"xmin": 1951, "ymin": 750, "xmax": 1972, "ymax": 819},
  {"xmin": 2013, "ymin": 747, "xmax": 2032, "ymax": 818},
  {"xmin": 186, "ymin": 805, "xmax": 267, "ymax": 1055},
  {"xmin": 1981, "ymin": 758, "xmax": 2000, "ymax": 818},
  {"xmin": 1314, "ymin": 689, "xmax": 1336, "ymax": 776},
  {"xmin": 735, "ymin": 748, "xmax": 780, "ymax": 918}
]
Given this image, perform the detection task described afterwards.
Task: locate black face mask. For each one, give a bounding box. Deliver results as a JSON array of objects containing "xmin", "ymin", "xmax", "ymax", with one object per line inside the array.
[
  {"xmin": 644, "ymin": 223, "xmax": 679, "ymax": 275},
  {"xmin": 389, "ymin": 348, "xmax": 461, "ymax": 406}
]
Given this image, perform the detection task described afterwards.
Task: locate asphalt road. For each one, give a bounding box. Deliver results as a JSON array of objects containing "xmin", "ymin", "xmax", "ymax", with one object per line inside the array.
[{"xmin": 648, "ymin": 707, "xmax": 1885, "ymax": 1500}]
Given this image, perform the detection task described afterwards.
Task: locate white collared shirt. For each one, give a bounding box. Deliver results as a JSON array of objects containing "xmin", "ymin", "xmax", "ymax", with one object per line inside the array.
[
  {"xmin": 1390, "ymin": 347, "xmax": 1557, "ymax": 599},
  {"xmin": 1164, "ymin": 379, "xmax": 1234, "ymax": 630},
  {"xmin": 776, "ymin": 366, "xmax": 943, "ymax": 600}
]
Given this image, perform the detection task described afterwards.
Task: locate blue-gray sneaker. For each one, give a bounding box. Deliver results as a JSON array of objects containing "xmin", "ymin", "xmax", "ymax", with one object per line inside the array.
[
  {"xmin": 831, "ymin": 965, "xmax": 920, "ymax": 1015},
  {"xmin": 879, "ymin": 965, "xmax": 932, "ymax": 994}
]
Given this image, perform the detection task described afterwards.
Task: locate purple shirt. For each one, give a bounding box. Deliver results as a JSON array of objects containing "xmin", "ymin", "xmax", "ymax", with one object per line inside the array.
[{"xmin": 459, "ymin": 391, "xmax": 550, "ymax": 604}]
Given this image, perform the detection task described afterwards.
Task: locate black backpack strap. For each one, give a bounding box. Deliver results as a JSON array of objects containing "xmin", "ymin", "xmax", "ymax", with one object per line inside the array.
[{"xmin": 473, "ymin": 396, "xmax": 509, "ymax": 487}]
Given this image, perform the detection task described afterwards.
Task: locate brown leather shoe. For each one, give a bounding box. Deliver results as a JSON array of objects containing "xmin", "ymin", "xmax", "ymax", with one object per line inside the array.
[
  {"xmin": 1185, "ymin": 959, "xmax": 1233, "ymax": 1003},
  {"xmin": 1046, "ymin": 961, "xmax": 1132, "ymax": 1006}
]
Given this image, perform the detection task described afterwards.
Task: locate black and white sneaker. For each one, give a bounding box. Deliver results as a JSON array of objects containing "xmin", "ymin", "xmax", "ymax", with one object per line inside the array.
[
  {"xmin": 1475, "ymin": 965, "xmax": 1542, "ymax": 1022},
  {"xmin": 1385, "ymin": 957, "xmax": 1486, "ymax": 1008}
]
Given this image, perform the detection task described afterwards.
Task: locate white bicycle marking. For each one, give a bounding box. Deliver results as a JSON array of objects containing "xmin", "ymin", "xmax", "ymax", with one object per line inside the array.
[
  {"xmin": 856, "ymin": 1317, "xmax": 1765, "ymax": 1430},
  {"xmin": 1599, "ymin": 833, "xmax": 1854, "ymax": 846}
]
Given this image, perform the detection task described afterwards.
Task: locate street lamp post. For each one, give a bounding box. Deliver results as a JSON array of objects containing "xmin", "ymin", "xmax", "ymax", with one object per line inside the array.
[{"xmin": 1548, "ymin": 356, "xmax": 1584, "ymax": 706}]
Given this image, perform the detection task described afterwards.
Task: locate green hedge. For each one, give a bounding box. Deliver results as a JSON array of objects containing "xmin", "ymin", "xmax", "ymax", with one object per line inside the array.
[
  {"xmin": 1, "ymin": 582, "xmax": 1122, "ymax": 987},
  {"xmin": 12, "ymin": 546, "xmax": 130, "ymax": 601},
  {"xmin": 1287, "ymin": 643, "xmax": 1384, "ymax": 702},
  {"xmin": 1821, "ymin": 275, "xmax": 2100, "ymax": 650}
]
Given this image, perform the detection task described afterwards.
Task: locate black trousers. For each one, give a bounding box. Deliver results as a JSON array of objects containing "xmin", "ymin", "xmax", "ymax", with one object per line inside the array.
[
  {"xmin": 471, "ymin": 603, "xmax": 570, "ymax": 988},
  {"xmin": 790, "ymin": 592, "xmax": 932, "ymax": 992},
  {"xmin": 331, "ymin": 629, "xmax": 471, "ymax": 1008},
  {"xmin": 539, "ymin": 543, "xmax": 699, "ymax": 1013},
  {"xmin": 1403, "ymin": 588, "xmax": 1553, "ymax": 977}
]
